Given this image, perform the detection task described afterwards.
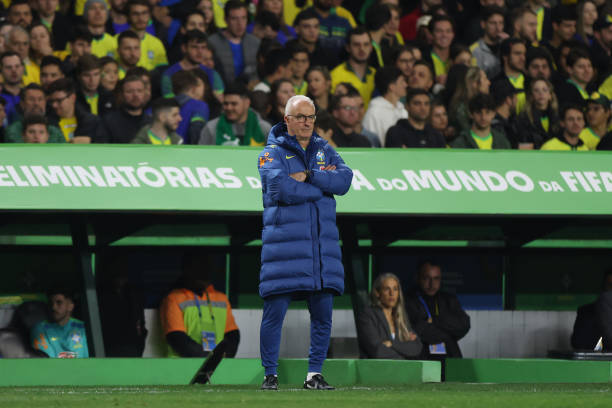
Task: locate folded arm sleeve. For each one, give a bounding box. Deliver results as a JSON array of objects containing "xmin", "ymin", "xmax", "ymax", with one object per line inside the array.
[
  {"xmin": 308, "ymin": 146, "xmax": 353, "ymax": 195},
  {"xmin": 356, "ymin": 308, "xmax": 388, "ymax": 358},
  {"xmin": 166, "ymin": 331, "xmax": 209, "ymax": 357},
  {"xmin": 406, "ymin": 300, "xmax": 453, "ymax": 344},
  {"xmin": 435, "ymin": 297, "xmax": 471, "ymax": 340},
  {"xmin": 391, "ymin": 337, "xmax": 423, "ymax": 358},
  {"xmin": 258, "ymin": 148, "xmax": 323, "ymax": 205}
]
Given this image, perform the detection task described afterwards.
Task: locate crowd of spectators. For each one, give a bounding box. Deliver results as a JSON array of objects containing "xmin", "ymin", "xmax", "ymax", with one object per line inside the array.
[{"xmin": 0, "ymin": 0, "xmax": 609, "ymax": 150}]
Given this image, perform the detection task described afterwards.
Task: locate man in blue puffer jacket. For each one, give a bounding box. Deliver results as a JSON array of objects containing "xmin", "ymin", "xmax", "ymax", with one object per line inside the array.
[{"xmin": 258, "ymin": 95, "xmax": 353, "ymax": 391}]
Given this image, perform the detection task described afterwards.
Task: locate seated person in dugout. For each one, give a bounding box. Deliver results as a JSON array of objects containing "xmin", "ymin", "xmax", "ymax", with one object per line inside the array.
[
  {"xmin": 31, "ymin": 289, "xmax": 89, "ymax": 358},
  {"xmin": 571, "ymin": 269, "xmax": 612, "ymax": 350},
  {"xmin": 160, "ymin": 252, "xmax": 240, "ymax": 359},
  {"xmin": 357, "ymin": 273, "xmax": 422, "ymax": 359},
  {"xmin": 405, "ymin": 260, "xmax": 470, "ymax": 359}
]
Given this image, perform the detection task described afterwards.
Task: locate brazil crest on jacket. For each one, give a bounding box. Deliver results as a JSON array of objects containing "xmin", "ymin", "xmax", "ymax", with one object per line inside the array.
[{"xmin": 257, "ymin": 123, "xmax": 353, "ymax": 299}]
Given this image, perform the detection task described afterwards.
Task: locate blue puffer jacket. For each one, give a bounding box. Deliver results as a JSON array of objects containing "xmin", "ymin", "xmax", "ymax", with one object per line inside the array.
[{"xmin": 258, "ymin": 123, "xmax": 353, "ymax": 298}]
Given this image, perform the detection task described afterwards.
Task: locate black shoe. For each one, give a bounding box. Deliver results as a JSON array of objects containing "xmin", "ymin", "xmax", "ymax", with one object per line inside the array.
[
  {"xmin": 303, "ymin": 374, "xmax": 335, "ymax": 390},
  {"xmin": 261, "ymin": 375, "xmax": 278, "ymax": 390}
]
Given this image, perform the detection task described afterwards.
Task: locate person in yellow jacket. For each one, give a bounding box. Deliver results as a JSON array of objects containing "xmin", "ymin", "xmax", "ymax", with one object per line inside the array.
[{"xmin": 541, "ymin": 104, "xmax": 589, "ymax": 151}]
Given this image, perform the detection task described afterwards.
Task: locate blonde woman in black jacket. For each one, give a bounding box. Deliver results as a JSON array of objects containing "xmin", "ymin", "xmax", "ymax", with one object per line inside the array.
[{"xmin": 357, "ymin": 273, "xmax": 423, "ymax": 359}]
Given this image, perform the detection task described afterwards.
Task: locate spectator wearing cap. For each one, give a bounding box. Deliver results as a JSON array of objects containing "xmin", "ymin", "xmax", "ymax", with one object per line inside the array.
[
  {"xmin": 591, "ymin": 15, "xmax": 612, "ymax": 85},
  {"xmin": 555, "ymin": 48, "xmax": 595, "ymax": 108},
  {"xmin": 451, "ymin": 93, "xmax": 510, "ymax": 149},
  {"xmin": 36, "ymin": 0, "xmax": 74, "ymax": 51},
  {"xmin": 490, "ymin": 80, "xmax": 519, "ymax": 148},
  {"xmin": 75, "ymin": 55, "xmax": 115, "ymax": 116},
  {"xmin": 362, "ymin": 66, "xmax": 408, "ymax": 147},
  {"xmin": 541, "ymin": 104, "xmax": 588, "ymax": 151},
  {"xmin": 471, "ymin": 6, "xmax": 507, "ymax": 80},
  {"xmin": 125, "ymin": 0, "xmax": 168, "ymax": 71},
  {"xmin": 161, "ymin": 30, "xmax": 224, "ymax": 99},
  {"xmin": 286, "ymin": 9, "xmax": 339, "ymax": 70},
  {"xmin": 386, "ymin": 88, "xmax": 445, "ymax": 148},
  {"xmin": 84, "ymin": 0, "xmax": 118, "ymax": 59},
  {"xmin": 199, "ymin": 82, "xmax": 271, "ymax": 146},
  {"xmin": 493, "ymin": 38, "xmax": 527, "ymax": 113},
  {"xmin": 579, "ymin": 92, "xmax": 611, "ymax": 150},
  {"xmin": 208, "ymin": 1, "xmax": 261, "ymax": 85}
]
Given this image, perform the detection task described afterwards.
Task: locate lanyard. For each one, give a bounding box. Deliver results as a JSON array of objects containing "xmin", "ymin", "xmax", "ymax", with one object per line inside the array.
[
  {"xmin": 193, "ymin": 290, "xmax": 215, "ymax": 323},
  {"xmin": 417, "ymin": 295, "xmax": 438, "ymax": 320}
]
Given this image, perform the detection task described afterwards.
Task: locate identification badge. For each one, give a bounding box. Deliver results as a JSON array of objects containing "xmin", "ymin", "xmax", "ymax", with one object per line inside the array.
[
  {"xmin": 201, "ymin": 331, "xmax": 216, "ymax": 352},
  {"xmin": 429, "ymin": 342, "xmax": 447, "ymax": 355}
]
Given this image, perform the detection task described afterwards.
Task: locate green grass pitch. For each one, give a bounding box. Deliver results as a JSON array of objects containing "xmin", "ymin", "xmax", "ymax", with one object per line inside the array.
[{"xmin": 1, "ymin": 384, "xmax": 610, "ymax": 408}]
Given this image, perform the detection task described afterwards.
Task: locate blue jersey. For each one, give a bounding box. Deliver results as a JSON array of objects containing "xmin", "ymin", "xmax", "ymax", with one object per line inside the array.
[{"xmin": 31, "ymin": 318, "xmax": 89, "ymax": 358}]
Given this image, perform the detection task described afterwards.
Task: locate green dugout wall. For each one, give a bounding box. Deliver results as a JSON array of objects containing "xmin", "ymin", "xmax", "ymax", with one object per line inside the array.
[{"xmin": 1, "ymin": 145, "xmax": 612, "ymax": 357}]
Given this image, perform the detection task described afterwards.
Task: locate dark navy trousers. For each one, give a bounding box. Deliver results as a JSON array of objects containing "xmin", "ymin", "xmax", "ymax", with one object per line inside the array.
[{"xmin": 260, "ymin": 291, "xmax": 334, "ymax": 376}]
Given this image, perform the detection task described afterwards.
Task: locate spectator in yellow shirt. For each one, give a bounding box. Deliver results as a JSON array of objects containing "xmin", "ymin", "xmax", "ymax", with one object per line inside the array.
[
  {"xmin": 126, "ymin": 0, "xmax": 168, "ymax": 71},
  {"xmin": 330, "ymin": 27, "xmax": 376, "ymax": 109}
]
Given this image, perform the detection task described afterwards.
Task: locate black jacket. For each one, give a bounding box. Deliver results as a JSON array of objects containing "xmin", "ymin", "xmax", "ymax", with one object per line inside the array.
[
  {"xmin": 356, "ymin": 305, "xmax": 423, "ymax": 359},
  {"xmin": 571, "ymin": 302, "xmax": 603, "ymax": 350},
  {"xmin": 75, "ymin": 86, "xmax": 116, "ymax": 117},
  {"xmin": 405, "ymin": 291, "xmax": 471, "ymax": 358},
  {"xmin": 285, "ymin": 39, "xmax": 341, "ymax": 71},
  {"xmin": 386, "ymin": 119, "xmax": 446, "ymax": 148},
  {"xmin": 514, "ymin": 108, "xmax": 558, "ymax": 149},
  {"xmin": 94, "ymin": 107, "xmax": 152, "ymax": 143},
  {"xmin": 492, "ymin": 113, "xmax": 520, "ymax": 148},
  {"xmin": 332, "ymin": 127, "xmax": 372, "ymax": 147},
  {"xmin": 596, "ymin": 292, "xmax": 612, "ymax": 351}
]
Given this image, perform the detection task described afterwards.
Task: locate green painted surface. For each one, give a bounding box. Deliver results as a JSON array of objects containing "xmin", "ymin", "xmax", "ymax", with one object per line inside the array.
[
  {"xmin": 0, "ymin": 358, "xmax": 439, "ymax": 386},
  {"xmin": 0, "ymin": 358, "xmax": 205, "ymax": 386},
  {"xmin": 446, "ymin": 358, "xmax": 612, "ymax": 383}
]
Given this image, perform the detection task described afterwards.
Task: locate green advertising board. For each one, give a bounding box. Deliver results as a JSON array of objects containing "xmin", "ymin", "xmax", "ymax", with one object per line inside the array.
[{"xmin": 0, "ymin": 145, "xmax": 611, "ymax": 215}]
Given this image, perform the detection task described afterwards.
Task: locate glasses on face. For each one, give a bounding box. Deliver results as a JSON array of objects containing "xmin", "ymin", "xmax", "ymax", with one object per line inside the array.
[
  {"xmin": 287, "ymin": 114, "xmax": 316, "ymax": 123},
  {"xmin": 48, "ymin": 94, "xmax": 71, "ymax": 105},
  {"xmin": 340, "ymin": 105, "xmax": 361, "ymax": 112}
]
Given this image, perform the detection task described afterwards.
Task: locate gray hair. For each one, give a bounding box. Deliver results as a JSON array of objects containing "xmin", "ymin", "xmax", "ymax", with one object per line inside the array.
[
  {"xmin": 6, "ymin": 26, "xmax": 28, "ymax": 44},
  {"xmin": 284, "ymin": 95, "xmax": 315, "ymax": 116}
]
